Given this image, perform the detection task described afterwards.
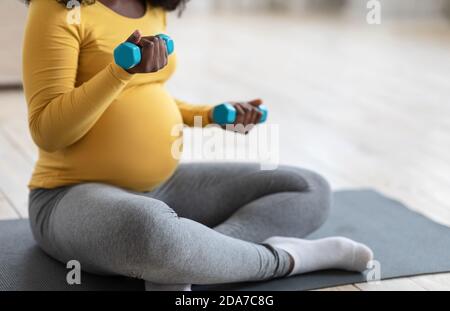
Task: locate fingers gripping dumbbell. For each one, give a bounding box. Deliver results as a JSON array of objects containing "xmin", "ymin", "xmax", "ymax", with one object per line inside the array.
[
  {"xmin": 114, "ymin": 34, "xmax": 174, "ymax": 70},
  {"xmin": 213, "ymin": 103, "xmax": 268, "ymax": 125}
]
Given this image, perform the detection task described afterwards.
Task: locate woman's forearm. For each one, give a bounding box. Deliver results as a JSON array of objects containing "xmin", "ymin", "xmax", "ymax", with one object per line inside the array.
[{"xmin": 175, "ymin": 98, "xmax": 213, "ymax": 127}]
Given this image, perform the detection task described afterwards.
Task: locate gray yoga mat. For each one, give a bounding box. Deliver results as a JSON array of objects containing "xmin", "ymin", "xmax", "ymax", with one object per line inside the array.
[{"xmin": 1, "ymin": 190, "xmax": 449, "ymax": 291}]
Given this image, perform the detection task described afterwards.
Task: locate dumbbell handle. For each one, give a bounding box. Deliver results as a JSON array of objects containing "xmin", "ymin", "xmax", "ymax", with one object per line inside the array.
[
  {"xmin": 213, "ymin": 103, "xmax": 268, "ymax": 125},
  {"xmin": 114, "ymin": 34, "xmax": 174, "ymax": 70}
]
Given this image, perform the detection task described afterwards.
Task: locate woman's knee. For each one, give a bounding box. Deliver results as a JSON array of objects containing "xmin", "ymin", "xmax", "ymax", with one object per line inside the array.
[
  {"xmin": 304, "ymin": 169, "xmax": 331, "ymax": 227},
  {"xmin": 95, "ymin": 196, "xmax": 176, "ymax": 276},
  {"xmin": 280, "ymin": 165, "xmax": 330, "ymax": 193},
  {"xmin": 281, "ymin": 166, "xmax": 332, "ymax": 227},
  {"xmin": 113, "ymin": 197, "xmax": 191, "ymax": 279},
  {"xmin": 306, "ymin": 169, "xmax": 331, "ymax": 197}
]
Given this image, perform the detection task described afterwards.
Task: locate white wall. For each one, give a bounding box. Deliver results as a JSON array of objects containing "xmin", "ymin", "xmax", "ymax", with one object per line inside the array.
[
  {"xmin": 203, "ymin": 0, "xmax": 346, "ymax": 13},
  {"xmin": 1, "ymin": 0, "xmax": 449, "ymax": 84},
  {"xmin": 190, "ymin": 0, "xmax": 450, "ymax": 17},
  {"xmin": 0, "ymin": 1, "xmax": 27, "ymax": 84}
]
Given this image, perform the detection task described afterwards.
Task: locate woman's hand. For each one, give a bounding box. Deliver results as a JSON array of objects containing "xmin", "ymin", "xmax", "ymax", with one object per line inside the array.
[
  {"xmin": 124, "ymin": 30, "xmax": 168, "ymax": 74},
  {"xmin": 211, "ymin": 99, "xmax": 264, "ymax": 134}
]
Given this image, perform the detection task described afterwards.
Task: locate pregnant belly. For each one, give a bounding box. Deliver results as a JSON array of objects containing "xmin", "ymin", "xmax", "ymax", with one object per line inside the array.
[{"xmin": 64, "ymin": 86, "xmax": 184, "ymax": 191}]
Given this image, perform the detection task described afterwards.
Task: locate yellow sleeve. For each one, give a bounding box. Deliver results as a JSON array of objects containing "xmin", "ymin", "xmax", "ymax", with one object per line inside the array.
[
  {"xmin": 175, "ymin": 99, "xmax": 214, "ymax": 127},
  {"xmin": 22, "ymin": 0, "xmax": 134, "ymax": 152}
]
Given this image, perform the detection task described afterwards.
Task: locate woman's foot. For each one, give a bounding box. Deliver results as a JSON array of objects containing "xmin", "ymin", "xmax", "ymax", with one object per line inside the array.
[
  {"xmin": 145, "ymin": 281, "xmax": 192, "ymax": 291},
  {"xmin": 263, "ymin": 236, "xmax": 373, "ymax": 276}
]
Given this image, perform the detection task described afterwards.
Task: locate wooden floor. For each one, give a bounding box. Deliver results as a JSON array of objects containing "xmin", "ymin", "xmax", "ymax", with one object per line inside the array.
[{"xmin": 1, "ymin": 12, "xmax": 450, "ymax": 291}]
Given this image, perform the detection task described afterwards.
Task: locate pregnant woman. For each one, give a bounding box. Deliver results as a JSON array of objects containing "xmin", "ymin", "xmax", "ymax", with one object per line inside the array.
[{"xmin": 23, "ymin": 0, "xmax": 373, "ymax": 291}]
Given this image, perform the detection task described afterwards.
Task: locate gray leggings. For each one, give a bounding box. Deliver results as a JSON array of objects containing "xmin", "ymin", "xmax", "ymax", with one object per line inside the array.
[{"xmin": 29, "ymin": 163, "xmax": 331, "ymax": 285}]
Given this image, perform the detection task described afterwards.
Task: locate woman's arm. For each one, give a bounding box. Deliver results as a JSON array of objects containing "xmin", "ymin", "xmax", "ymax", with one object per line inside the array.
[
  {"xmin": 174, "ymin": 99, "xmax": 213, "ymax": 127},
  {"xmin": 175, "ymin": 99, "xmax": 264, "ymax": 133},
  {"xmin": 23, "ymin": 0, "xmax": 134, "ymax": 152}
]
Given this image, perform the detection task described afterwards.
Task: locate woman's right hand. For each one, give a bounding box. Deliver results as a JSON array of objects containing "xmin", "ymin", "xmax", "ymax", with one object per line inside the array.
[{"xmin": 124, "ymin": 30, "xmax": 169, "ymax": 74}]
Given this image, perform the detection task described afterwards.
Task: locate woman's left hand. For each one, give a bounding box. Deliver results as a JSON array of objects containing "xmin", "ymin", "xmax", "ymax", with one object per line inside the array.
[{"xmin": 211, "ymin": 99, "xmax": 264, "ymax": 134}]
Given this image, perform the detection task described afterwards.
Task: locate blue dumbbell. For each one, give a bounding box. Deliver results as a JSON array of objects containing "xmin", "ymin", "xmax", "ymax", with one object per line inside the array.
[
  {"xmin": 114, "ymin": 34, "xmax": 174, "ymax": 70},
  {"xmin": 213, "ymin": 103, "xmax": 268, "ymax": 125}
]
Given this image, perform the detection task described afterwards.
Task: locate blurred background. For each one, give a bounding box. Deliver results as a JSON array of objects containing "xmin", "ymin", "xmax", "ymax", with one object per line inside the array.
[
  {"xmin": 2, "ymin": 0, "xmax": 450, "ymax": 84},
  {"xmin": 0, "ymin": 0, "xmax": 450, "ymax": 290}
]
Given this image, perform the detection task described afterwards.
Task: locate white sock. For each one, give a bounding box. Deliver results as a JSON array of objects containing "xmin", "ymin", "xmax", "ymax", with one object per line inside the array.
[
  {"xmin": 145, "ymin": 281, "xmax": 192, "ymax": 292},
  {"xmin": 264, "ymin": 236, "xmax": 373, "ymax": 276}
]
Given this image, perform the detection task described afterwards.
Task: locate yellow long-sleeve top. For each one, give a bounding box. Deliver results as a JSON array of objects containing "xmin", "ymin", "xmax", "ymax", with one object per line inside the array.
[{"xmin": 23, "ymin": 0, "xmax": 212, "ymax": 192}]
